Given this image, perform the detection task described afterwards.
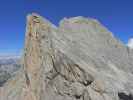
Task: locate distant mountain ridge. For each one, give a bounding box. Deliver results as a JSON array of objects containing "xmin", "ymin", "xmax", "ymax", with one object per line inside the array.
[
  {"xmin": 0, "ymin": 54, "xmax": 20, "ymax": 59},
  {"xmin": 0, "ymin": 56, "xmax": 20, "ymax": 64},
  {"xmin": 0, "ymin": 55, "xmax": 21, "ymax": 87}
]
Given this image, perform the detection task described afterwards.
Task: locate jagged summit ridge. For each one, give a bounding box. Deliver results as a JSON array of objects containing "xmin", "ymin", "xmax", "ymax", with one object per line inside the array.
[{"xmin": 0, "ymin": 13, "xmax": 133, "ymax": 100}]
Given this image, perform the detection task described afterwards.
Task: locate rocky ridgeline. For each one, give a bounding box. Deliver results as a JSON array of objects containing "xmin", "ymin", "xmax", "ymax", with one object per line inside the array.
[{"xmin": 0, "ymin": 13, "xmax": 133, "ymax": 100}]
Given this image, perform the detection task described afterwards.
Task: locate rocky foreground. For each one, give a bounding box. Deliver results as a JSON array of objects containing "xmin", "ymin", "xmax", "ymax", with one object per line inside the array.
[{"xmin": 0, "ymin": 13, "xmax": 133, "ymax": 100}]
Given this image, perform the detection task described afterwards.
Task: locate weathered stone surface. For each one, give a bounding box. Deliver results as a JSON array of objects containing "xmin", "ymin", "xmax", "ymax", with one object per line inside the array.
[{"xmin": 0, "ymin": 13, "xmax": 133, "ymax": 100}]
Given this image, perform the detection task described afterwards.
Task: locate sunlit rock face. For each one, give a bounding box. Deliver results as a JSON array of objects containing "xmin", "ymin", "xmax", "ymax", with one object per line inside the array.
[{"xmin": 0, "ymin": 13, "xmax": 133, "ymax": 100}]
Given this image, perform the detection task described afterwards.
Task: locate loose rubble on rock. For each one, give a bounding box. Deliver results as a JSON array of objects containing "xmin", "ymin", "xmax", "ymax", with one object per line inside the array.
[{"xmin": 0, "ymin": 13, "xmax": 133, "ymax": 100}]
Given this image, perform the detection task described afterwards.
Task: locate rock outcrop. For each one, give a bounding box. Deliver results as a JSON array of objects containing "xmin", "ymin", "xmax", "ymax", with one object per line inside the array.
[{"xmin": 0, "ymin": 13, "xmax": 133, "ymax": 100}]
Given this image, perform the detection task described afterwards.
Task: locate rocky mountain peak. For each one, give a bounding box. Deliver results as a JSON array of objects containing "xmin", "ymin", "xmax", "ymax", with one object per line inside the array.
[{"xmin": 0, "ymin": 13, "xmax": 133, "ymax": 100}]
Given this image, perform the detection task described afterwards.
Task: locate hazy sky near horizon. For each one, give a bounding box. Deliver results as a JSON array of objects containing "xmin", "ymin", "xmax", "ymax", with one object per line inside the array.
[{"xmin": 0, "ymin": 0, "xmax": 133, "ymax": 55}]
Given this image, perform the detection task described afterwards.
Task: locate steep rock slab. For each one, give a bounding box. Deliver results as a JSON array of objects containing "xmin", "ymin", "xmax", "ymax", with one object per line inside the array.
[{"xmin": 0, "ymin": 13, "xmax": 133, "ymax": 100}]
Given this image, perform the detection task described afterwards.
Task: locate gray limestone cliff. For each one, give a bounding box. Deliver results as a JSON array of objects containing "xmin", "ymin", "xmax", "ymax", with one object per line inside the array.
[{"xmin": 0, "ymin": 13, "xmax": 133, "ymax": 100}]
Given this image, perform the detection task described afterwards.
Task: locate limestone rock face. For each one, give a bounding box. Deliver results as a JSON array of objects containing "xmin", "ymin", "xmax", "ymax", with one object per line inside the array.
[{"xmin": 0, "ymin": 13, "xmax": 133, "ymax": 100}]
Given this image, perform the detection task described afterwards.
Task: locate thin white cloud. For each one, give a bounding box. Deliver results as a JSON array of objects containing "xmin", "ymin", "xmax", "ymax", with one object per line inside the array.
[{"xmin": 127, "ymin": 38, "xmax": 133, "ymax": 49}]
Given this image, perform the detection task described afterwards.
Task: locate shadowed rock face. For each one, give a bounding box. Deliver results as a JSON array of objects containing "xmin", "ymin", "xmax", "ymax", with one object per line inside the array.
[
  {"xmin": 0, "ymin": 13, "xmax": 133, "ymax": 100},
  {"xmin": 118, "ymin": 92, "xmax": 133, "ymax": 100}
]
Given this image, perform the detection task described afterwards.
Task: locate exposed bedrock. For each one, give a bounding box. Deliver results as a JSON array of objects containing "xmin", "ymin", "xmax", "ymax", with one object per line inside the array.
[{"xmin": 0, "ymin": 13, "xmax": 133, "ymax": 100}]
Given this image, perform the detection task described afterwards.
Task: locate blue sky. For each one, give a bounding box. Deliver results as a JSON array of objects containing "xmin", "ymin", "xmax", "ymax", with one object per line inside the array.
[{"xmin": 0, "ymin": 0, "xmax": 133, "ymax": 55}]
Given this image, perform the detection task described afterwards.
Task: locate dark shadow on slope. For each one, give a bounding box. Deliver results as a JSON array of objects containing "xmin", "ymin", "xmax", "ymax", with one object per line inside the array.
[{"xmin": 118, "ymin": 92, "xmax": 133, "ymax": 100}]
